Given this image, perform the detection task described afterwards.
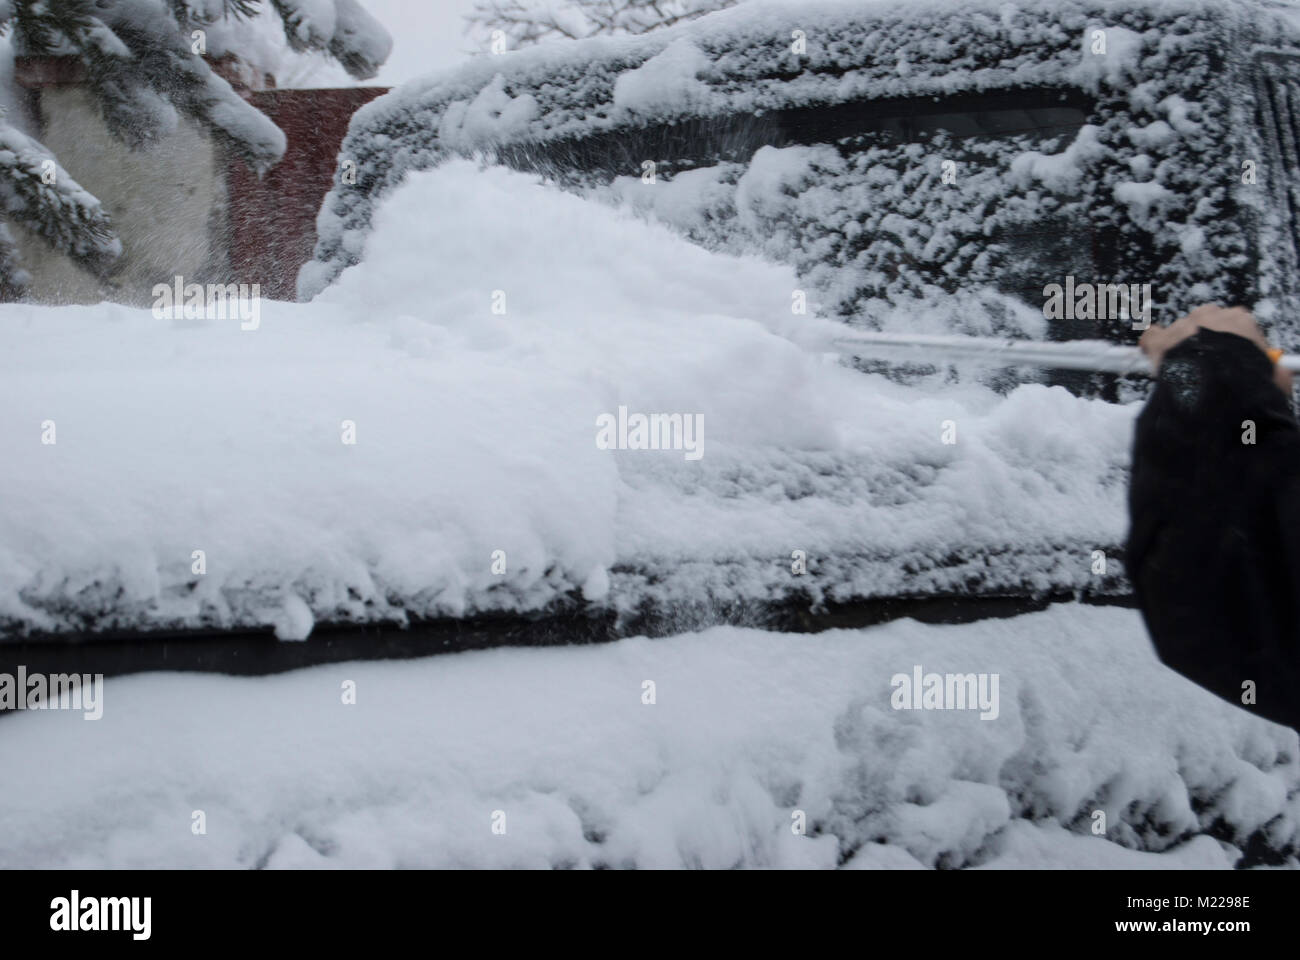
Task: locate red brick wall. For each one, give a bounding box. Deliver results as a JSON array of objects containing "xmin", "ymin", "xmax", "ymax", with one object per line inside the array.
[{"xmin": 227, "ymin": 87, "xmax": 389, "ymax": 300}]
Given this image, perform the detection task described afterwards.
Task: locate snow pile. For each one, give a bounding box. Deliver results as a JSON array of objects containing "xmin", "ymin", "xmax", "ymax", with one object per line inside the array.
[
  {"xmin": 303, "ymin": 0, "xmax": 1299, "ymax": 340},
  {"xmin": 1, "ymin": 605, "xmax": 1295, "ymax": 868},
  {"xmin": 612, "ymin": 38, "xmax": 713, "ymax": 116},
  {"xmin": 1069, "ymin": 22, "xmax": 1145, "ymax": 93},
  {"xmin": 0, "ymin": 161, "xmax": 1134, "ymax": 637},
  {"xmin": 437, "ymin": 75, "xmax": 540, "ymax": 151}
]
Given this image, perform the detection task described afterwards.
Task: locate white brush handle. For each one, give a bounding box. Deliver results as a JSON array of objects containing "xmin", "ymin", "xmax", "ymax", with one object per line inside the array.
[{"xmin": 830, "ymin": 330, "xmax": 1300, "ymax": 375}]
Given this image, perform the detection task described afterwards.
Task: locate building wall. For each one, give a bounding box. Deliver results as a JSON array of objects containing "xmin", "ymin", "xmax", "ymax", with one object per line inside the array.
[
  {"xmin": 14, "ymin": 82, "xmax": 229, "ymax": 307},
  {"xmin": 11, "ymin": 58, "xmax": 384, "ymax": 306},
  {"xmin": 228, "ymin": 87, "xmax": 388, "ymax": 300}
]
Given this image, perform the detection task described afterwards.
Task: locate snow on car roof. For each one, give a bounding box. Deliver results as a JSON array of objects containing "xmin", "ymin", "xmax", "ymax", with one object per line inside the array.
[{"xmin": 301, "ymin": 0, "xmax": 1300, "ymax": 308}]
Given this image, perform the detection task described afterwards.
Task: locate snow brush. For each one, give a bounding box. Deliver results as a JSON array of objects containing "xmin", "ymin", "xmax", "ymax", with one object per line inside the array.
[{"xmin": 827, "ymin": 330, "xmax": 1300, "ymax": 375}]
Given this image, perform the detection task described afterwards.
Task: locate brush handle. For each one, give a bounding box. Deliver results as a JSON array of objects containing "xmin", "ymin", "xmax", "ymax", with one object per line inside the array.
[{"xmin": 830, "ymin": 330, "xmax": 1300, "ymax": 375}]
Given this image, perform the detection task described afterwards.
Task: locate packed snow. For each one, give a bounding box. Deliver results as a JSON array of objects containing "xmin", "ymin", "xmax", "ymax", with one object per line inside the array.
[
  {"xmin": 0, "ymin": 160, "xmax": 1133, "ymax": 637},
  {"xmin": 1, "ymin": 605, "xmax": 1295, "ymax": 868}
]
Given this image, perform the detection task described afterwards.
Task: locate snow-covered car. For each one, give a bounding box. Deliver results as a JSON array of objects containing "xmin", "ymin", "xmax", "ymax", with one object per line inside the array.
[
  {"xmin": 9, "ymin": 0, "xmax": 1300, "ymax": 666},
  {"xmin": 306, "ymin": 0, "xmax": 1300, "ymax": 395}
]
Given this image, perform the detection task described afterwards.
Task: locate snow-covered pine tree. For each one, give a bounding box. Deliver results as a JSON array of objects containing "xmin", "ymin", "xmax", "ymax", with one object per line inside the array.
[
  {"xmin": 464, "ymin": 0, "xmax": 740, "ymax": 48},
  {"xmin": 0, "ymin": 0, "xmax": 391, "ymax": 299}
]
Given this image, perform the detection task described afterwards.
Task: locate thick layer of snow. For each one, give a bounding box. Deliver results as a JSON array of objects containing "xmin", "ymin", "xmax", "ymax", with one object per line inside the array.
[
  {"xmin": 0, "ymin": 161, "xmax": 1133, "ymax": 636},
  {"xmin": 303, "ymin": 0, "xmax": 1295, "ymax": 337},
  {"xmin": 1, "ymin": 605, "xmax": 1295, "ymax": 868},
  {"xmin": 612, "ymin": 37, "xmax": 713, "ymax": 116}
]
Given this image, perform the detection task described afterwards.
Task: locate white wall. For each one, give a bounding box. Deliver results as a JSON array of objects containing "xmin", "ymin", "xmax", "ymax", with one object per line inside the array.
[{"xmin": 16, "ymin": 85, "xmax": 230, "ymax": 307}]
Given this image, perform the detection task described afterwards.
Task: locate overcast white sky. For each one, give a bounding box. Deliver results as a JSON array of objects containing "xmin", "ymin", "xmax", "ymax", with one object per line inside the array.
[{"xmin": 363, "ymin": 0, "xmax": 483, "ymax": 87}]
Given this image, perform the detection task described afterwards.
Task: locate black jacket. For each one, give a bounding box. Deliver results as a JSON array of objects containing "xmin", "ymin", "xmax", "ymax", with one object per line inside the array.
[{"xmin": 1127, "ymin": 328, "xmax": 1300, "ymax": 732}]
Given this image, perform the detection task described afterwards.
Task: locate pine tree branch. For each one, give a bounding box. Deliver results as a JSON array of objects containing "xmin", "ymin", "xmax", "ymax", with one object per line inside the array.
[
  {"xmin": 0, "ymin": 120, "xmax": 122, "ymax": 279},
  {"xmin": 0, "ymin": 0, "xmax": 392, "ymax": 291}
]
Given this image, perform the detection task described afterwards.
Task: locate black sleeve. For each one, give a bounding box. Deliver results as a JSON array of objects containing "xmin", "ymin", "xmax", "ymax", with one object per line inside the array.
[{"xmin": 1126, "ymin": 327, "xmax": 1300, "ymax": 732}]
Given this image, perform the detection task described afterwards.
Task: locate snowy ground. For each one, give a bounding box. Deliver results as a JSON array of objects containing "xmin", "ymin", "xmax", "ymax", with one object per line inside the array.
[
  {"xmin": 0, "ymin": 160, "xmax": 1133, "ymax": 637},
  {"xmin": 1, "ymin": 604, "xmax": 1295, "ymax": 869}
]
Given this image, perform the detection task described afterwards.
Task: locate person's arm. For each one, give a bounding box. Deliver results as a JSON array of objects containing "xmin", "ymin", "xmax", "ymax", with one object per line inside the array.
[{"xmin": 1129, "ymin": 307, "xmax": 1300, "ymax": 731}]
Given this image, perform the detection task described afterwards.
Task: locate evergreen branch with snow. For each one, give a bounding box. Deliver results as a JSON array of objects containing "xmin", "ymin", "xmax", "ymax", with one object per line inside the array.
[
  {"xmin": 0, "ymin": 0, "xmax": 392, "ymax": 295},
  {"xmin": 270, "ymin": 0, "xmax": 390, "ymax": 78},
  {"xmin": 0, "ymin": 222, "xmax": 31, "ymax": 301},
  {"xmin": 65, "ymin": 3, "xmax": 288, "ymax": 170},
  {"xmin": 0, "ymin": 119, "xmax": 122, "ymax": 294}
]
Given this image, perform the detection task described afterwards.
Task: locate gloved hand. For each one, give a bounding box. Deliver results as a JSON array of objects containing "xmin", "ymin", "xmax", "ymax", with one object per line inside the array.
[{"xmin": 1138, "ymin": 304, "xmax": 1293, "ymax": 394}]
